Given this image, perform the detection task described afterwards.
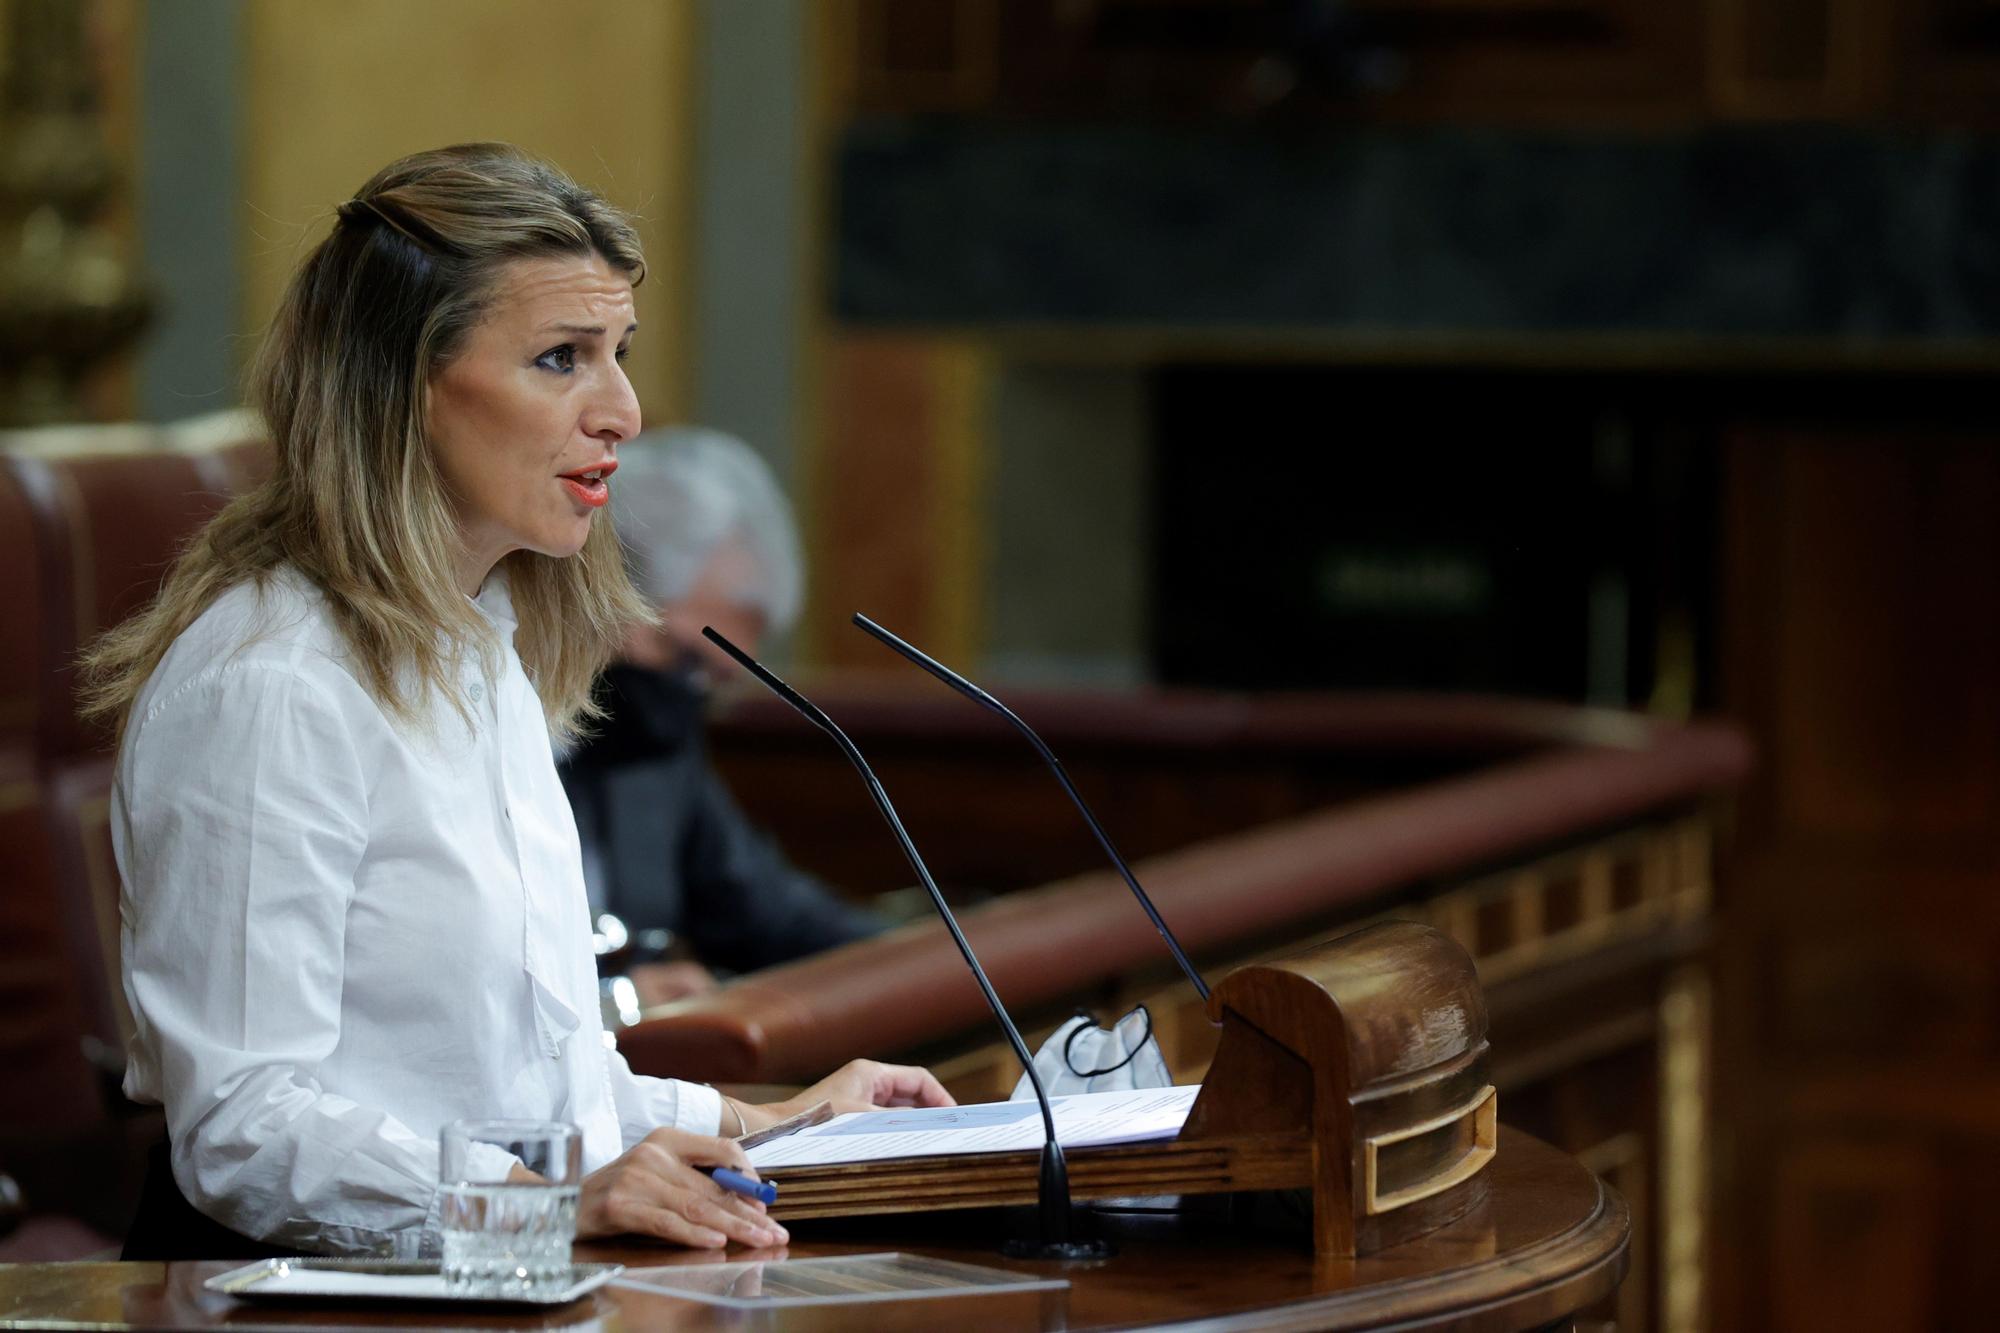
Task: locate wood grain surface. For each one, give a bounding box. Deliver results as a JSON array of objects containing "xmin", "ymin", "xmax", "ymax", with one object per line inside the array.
[{"xmin": 0, "ymin": 1128, "xmax": 1624, "ymax": 1332}]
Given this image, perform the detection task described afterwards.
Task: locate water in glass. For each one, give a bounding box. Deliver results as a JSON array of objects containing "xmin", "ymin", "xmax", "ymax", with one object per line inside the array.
[
  {"xmin": 438, "ymin": 1118, "xmax": 582, "ymax": 1296},
  {"xmin": 440, "ymin": 1181, "xmax": 581, "ymax": 1295}
]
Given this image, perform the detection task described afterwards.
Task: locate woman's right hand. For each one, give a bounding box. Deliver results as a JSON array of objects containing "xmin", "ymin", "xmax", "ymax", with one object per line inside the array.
[{"xmin": 574, "ymin": 1126, "xmax": 787, "ymax": 1249}]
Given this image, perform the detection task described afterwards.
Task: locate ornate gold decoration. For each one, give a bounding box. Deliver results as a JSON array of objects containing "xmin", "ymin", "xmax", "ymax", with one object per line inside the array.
[
  {"xmin": 0, "ymin": 0, "xmax": 150, "ymax": 425},
  {"xmin": 1363, "ymin": 1084, "xmax": 1497, "ymax": 1215},
  {"xmin": 1659, "ymin": 963, "xmax": 1709, "ymax": 1333},
  {"xmin": 1578, "ymin": 1130, "xmax": 1649, "ymax": 1333}
]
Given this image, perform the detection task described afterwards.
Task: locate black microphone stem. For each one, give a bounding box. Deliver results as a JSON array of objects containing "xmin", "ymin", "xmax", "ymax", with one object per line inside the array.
[
  {"xmin": 699, "ymin": 627, "xmax": 1104, "ymax": 1257},
  {"xmin": 852, "ymin": 612, "xmax": 1212, "ymax": 1004}
]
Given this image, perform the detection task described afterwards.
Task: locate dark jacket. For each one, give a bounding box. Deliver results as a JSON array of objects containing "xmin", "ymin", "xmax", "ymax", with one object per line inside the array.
[{"xmin": 558, "ymin": 670, "xmax": 883, "ymax": 974}]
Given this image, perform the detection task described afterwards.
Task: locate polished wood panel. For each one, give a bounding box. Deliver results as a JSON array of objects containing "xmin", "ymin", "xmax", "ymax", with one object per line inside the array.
[
  {"xmin": 753, "ymin": 925, "xmax": 1495, "ymax": 1259},
  {"xmin": 765, "ymin": 1132, "xmax": 1310, "ymax": 1221},
  {"xmin": 805, "ymin": 335, "xmax": 988, "ymax": 669},
  {"xmin": 1716, "ymin": 428, "xmax": 2000, "ymax": 1332},
  {"xmin": 839, "ymin": 0, "xmax": 1704, "ymax": 124},
  {"xmin": 706, "ymin": 682, "xmax": 1716, "ymax": 898},
  {"xmin": 830, "ymin": 0, "xmax": 2000, "ymax": 126},
  {"xmin": 0, "ymin": 1128, "xmax": 1625, "ymax": 1332},
  {"xmin": 1892, "ymin": 0, "xmax": 2000, "ymax": 124},
  {"xmin": 1710, "ymin": 0, "xmax": 1895, "ymax": 118}
]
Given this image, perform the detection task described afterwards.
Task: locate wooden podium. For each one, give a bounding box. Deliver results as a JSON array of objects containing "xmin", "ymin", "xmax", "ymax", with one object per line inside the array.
[
  {"xmin": 0, "ymin": 922, "xmax": 1621, "ymax": 1332},
  {"xmin": 0, "ymin": 1136, "xmax": 1627, "ymax": 1331},
  {"xmin": 763, "ymin": 921, "xmax": 1496, "ymax": 1259}
]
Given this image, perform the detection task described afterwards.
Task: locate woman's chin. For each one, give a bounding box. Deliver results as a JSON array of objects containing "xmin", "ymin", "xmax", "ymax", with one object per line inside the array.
[{"xmin": 524, "ymin": 522, "xmax": 594, "ymax": 562}]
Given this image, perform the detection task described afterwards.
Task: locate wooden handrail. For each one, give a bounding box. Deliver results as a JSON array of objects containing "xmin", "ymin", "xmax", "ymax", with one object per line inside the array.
[{"xmin": 618, "ymin": 717, "xmax": 1750, "ymax": 1083}]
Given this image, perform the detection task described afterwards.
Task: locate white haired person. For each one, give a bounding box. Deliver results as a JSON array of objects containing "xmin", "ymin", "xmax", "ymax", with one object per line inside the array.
[{"xmin": 560, "ymin": 428, "xmax": 885, "ymax": 1007}]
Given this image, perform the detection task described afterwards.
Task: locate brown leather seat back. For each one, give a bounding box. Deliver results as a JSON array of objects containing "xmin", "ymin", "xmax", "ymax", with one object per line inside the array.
[
  {"xmin": 0, "ymin": 463, "xmax": 44, "ymax": 751},
  {"xmin": 7, "ymin": 415, "xmax": 270, "ymax": 760},
  {"xmin": 0, "ymin": 758, "xmax": 101, "ymax": 1129},
  {"xmin": 1, "ymin": 412, "xmax": 273, "ymax": 1083},
  {"xmin": 0, "ymin": 461, "xmax": 100, "ymax": 1129}
]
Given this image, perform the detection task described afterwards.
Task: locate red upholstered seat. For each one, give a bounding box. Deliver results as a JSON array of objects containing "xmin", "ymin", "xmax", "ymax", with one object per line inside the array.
[
  {"xmin": 0, "ymin": 412, "xmax": 272, "ymax": 1119},
  {"xmin": 0, "ymin": 754, "xmax": 98, "ymax": 1131},
  {"xmin": 8, "ymin": 414, "xmax": 271, "ymax": 761},
  {"xmin": 0, "ymin": 455, "xmax": 101, "ymax": 1132}
]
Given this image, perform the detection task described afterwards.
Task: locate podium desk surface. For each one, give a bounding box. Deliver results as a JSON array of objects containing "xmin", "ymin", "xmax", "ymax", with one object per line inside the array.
[{"xmin": 0, "ymin": 1129, "xmax": 1624, "ymax": 1332}]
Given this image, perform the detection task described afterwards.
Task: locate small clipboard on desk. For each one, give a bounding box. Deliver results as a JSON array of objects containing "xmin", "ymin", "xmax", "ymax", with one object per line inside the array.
[
  {"xmin": 735, "ymin": 1099, "xmax": 840, "ymax": 1152},
  {"xmin": 742, "ymin": 923, "xmax": 1501, "ymax": 1259}
]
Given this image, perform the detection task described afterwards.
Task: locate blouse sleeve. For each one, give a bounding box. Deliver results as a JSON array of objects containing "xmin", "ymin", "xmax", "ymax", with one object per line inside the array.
[
  {"xmin": 601, "ymin": 1043, "xmax": 724, "ymax": 1146},
  {"xmin": 118, "ymin": 661, "xmax": 474, "ymax": 1255}
]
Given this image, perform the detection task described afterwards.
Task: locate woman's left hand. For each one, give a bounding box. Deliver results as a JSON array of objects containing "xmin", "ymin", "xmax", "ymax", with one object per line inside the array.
[{"xmin": 734, "ymin": 1059, "xmax": 954, "ymax": 1133}]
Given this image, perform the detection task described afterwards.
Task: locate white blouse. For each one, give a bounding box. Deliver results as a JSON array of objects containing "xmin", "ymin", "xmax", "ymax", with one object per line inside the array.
[{"xmin": 114, "ymin": 567, "xmax": 720, "ymax": 1256}]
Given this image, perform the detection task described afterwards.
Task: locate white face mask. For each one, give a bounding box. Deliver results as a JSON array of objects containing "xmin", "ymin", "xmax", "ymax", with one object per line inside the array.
[{"xmin": 1010, "ymin": 1005, "xmax": 1172, "ymax": 1101}]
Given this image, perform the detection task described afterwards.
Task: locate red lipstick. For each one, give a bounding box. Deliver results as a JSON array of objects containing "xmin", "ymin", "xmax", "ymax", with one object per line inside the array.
[{"xmin": 558, "ymin": 458, "xmax": 617, "ymax": 509}]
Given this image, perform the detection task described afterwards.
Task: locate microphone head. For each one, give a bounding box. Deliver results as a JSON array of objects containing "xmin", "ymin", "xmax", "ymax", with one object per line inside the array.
[
  {"xmin": 851, "ymin": 612, "xmax": 998, "ymax": 708},
  {"xmin": 700, "ymin": 624, "xmax": 753, "ymax": 669}
]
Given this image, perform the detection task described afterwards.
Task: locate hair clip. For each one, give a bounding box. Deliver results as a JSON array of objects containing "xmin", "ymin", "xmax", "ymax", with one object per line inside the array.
[{"xmin": 337, "ymin": 195, "xmax": 438, "ymax": 252}]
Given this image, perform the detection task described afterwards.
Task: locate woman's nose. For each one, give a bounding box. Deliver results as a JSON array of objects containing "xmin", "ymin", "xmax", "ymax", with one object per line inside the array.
[{"xmin": 585, "ymin": 367, "xmax": 642, "ymax": 443}]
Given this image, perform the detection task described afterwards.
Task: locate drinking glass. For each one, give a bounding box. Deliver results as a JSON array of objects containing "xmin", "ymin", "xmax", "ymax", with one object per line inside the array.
[{"xmin": 439, "ymin": 1119, "xmax": 583, "ymax": 1295}]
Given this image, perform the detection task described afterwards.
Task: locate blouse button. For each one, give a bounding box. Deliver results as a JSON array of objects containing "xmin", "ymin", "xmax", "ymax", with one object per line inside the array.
[{"xmin": 469, "ymin": 682, "xmax": 484, "ymax": 702}]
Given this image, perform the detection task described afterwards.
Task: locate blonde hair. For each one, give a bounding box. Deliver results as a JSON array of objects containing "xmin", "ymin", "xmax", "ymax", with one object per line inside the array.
[{"xmin": 81, "ymin": 143, "xmax": 653, "ymax": 741}]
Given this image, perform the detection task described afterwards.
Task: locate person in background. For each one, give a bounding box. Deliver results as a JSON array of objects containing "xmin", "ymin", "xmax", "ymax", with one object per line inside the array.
[{"xmin": 560, "ymin": 428, "xmax": 885, "ymax": 1008}]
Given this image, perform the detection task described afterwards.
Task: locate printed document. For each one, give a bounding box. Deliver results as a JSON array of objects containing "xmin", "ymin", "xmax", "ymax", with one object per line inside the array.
[{"xmin": 745, "ymin": 1086, "xmax": 1199, "ymax": 1170}]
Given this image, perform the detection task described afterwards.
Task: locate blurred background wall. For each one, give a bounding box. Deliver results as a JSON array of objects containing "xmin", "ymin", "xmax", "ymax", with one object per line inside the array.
[
  {"xmin": 236, "ymin": 0, "xmax": 700, "ymax": 422},
  {"xmin": 123, "ymin": 0, "xmax": 700, "ymax": 427},
  {"xmin": 5, "ymin": 1, "xmax": 1999, "ymax": 1328}
]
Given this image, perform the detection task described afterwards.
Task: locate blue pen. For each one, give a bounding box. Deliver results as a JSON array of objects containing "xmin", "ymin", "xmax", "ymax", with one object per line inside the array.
[{"xmin": 708, "ymin": 1165, "xmax": 778, "ymax": 1206}]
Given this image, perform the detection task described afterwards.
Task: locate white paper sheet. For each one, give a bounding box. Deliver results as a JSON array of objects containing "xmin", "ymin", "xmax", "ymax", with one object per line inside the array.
[{"xmin": 744, "ymin": 1086, "xmax": 1198, "ymax": 1169}]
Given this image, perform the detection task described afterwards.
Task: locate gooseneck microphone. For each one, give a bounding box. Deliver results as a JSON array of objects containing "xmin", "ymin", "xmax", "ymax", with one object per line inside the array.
[
  {"xmin": 852, "ymin": 613, "xmax": 1211, "ymax": 1004},
  {"xmin": 699, "ymin": 626, "xmax": 1111, "ymax": 1259}
]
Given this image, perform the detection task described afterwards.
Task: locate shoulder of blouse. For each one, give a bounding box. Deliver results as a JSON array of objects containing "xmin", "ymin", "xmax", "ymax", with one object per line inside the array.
[{"xmin": 128, "ymin": 569, "xmax": 371, "ymax": 737}]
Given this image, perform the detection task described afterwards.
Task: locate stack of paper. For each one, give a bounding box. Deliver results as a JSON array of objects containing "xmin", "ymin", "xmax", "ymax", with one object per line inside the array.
[{"xmin": 744, "ymin": 1087, "xmax": 1199, "ymax": 1170}]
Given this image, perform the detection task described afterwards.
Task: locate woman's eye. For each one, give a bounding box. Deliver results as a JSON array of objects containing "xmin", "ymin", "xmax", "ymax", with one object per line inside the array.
[
  {"xmin": 535, "ymin": 344, "xmax": 577, "ymax": 373},
  {"xmin": 615, "ymin": 345, "xmax": 631, "ymax": 364}
]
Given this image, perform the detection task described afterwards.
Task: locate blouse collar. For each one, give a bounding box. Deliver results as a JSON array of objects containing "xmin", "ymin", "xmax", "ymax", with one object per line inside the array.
[{"xmin": 470, "ymin": 567, "xmax": 518, "ymax": 635}]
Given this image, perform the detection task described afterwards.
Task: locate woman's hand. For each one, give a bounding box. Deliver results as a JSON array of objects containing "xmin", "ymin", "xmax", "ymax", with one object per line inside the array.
[
  {"xmin": 574, "ymin": 1126, "xmax": 787, "ymax": 1249},
  {"xmin": 734, "ymin": 1059, "xmax": 955, "ymax": 1133}
]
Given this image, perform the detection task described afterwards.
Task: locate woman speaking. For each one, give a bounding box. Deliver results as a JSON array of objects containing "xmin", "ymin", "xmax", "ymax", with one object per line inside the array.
[{"xmin": 83, "ymin": 143, "xmax": 949, "ymax": 1261}]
